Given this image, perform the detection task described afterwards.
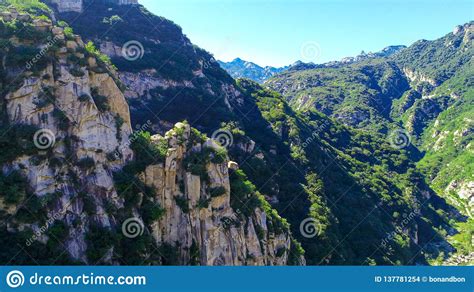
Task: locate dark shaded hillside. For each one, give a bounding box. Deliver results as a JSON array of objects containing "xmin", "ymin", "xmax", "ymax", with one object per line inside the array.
[
  {"xmin": 54, "ymin": 0, "xmax": 235, "ymax": 132},
  {"xmin": 231, "ymin": 80, "xmax": 458, "ymax": 264}
]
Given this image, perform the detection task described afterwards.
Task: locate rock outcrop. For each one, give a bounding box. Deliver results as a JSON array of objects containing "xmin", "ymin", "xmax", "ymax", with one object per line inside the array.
[
  {"xmin": 139, "ymin": 123, "xmax": 304, "ymax": 265},
  {"xmin": 446, "ymin": 180, "xmax": 474, "ymax": 217},
  {"xmin": 0, "ymin": 10, "xmax": 133, "ymax": 263}
]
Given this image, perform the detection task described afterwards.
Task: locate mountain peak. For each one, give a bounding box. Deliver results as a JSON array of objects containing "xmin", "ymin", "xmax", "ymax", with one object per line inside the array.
[
  {"xmin": 219, "ymin": 58, "xmax": 288, "ymax": 83},
  {"xmin": 380, "ymin": 45, "xmax": 407, "ymax": 54},
  {"xmin": 453, "ymin": 21, "xmax": 474, "ymax": 35}
]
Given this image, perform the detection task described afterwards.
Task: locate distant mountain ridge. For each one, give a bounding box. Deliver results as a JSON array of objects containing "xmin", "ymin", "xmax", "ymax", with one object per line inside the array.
[
  {"xmin": 218, "ymin": 58, "xmax": 289, "ymax": 83},
  {"xmin": 290, "ymin": 45, "xmax": 407, "ymax": 71},
  {"xmin": 219, "ymin": 45, "xmax": 406, "ymax": 82},
  {"xmin": 323, "ymin": 45, "xmax": 407, "ymax": 67}
]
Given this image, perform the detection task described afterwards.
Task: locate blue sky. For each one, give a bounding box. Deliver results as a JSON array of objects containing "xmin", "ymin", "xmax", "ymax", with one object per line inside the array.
[{"xmin": 140, "ymin": 0, "xmax": 473, "ymax": 67}]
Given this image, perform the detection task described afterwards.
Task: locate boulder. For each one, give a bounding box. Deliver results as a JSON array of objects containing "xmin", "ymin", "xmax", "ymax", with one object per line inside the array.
[
  {"xmin": 228, "ymin": 161, "xmax": 239, "ymax": 170},
  {"xmin": 66, "ymin": 40, "xmax": 78, "ymax": 50},
  {"xmin": 0, "ymin": 11, "xmax": 13, "ymax": 22},
  {"xmin": 33, "ymin": 18, "xmax": 52, "ymax": 32},
  {"xmin": 17, "ymin": 13, "xmax": 31, "ymax": 22}
]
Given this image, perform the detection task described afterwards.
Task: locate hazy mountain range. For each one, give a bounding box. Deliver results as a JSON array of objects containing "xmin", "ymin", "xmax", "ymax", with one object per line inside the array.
[
  {"xmin": 219, "ymin": 45, "xmax": 407, "ymax": 83},
  {"xmin": 217, "ymin": 58, "xmax": 289, "ymax": 83}
]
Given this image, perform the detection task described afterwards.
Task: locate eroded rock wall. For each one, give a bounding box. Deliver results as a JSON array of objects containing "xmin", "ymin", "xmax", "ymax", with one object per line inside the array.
[{"xmin": 139, "ymin": 123, "xmax": 304, "ymax": 265}]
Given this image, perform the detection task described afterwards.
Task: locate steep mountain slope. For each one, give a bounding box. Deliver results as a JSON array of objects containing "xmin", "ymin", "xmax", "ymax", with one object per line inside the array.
[
  {"xmin": 113, "ymin": 122, "xmax": 304, "ymax": 265},
  {"xmin": 232, "ymin": 79, "xmax": 458, "ymax": 265},
  {"xmin": 267, "ymin": 28, "xmax": 472, "ymax": 134},
  {"xmin": 393, "ymin": 23, "xmax": 473, "ymax": 138},
  {"xmin": 45, "ymin": 0, "xmax": 470, "ymax": 265},
  {"xmin": 51, "ymin": 0, "xmax": 235, "ymax": 133},
  {"xmin": 0, "ymin": 1, "xmax": 302, "ymax": 265},
  {"xmin": 267, "ymin": 22, "xmax": 474, "ymax": 264},
  {"xmin": 411, "ymin": 47, "xmax": 473, "ymax": 218},
  {"xmin": 267, "ymin": 59, "xmax": 410, "ymax": 132},
  {"xmin": 218, "ymin": 58, "xmax": 288, "ymax": 83},
  {"xmin": 402, "ymin": 24, "xmax": 474, "ymax": 263},
  {"xmin": 325, "ymin": 45, "xmax": 407, "ymax": 67}
]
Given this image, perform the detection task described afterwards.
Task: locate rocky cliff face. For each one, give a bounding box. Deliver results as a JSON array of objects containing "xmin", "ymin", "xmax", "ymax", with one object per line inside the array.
[
  {"xmin": 0, "ymin": 7, "xmax": 134, "ymax": 263},
  {"xmin": 138, "ymin": 123, "xmax": 303, "ymax": 265}
]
